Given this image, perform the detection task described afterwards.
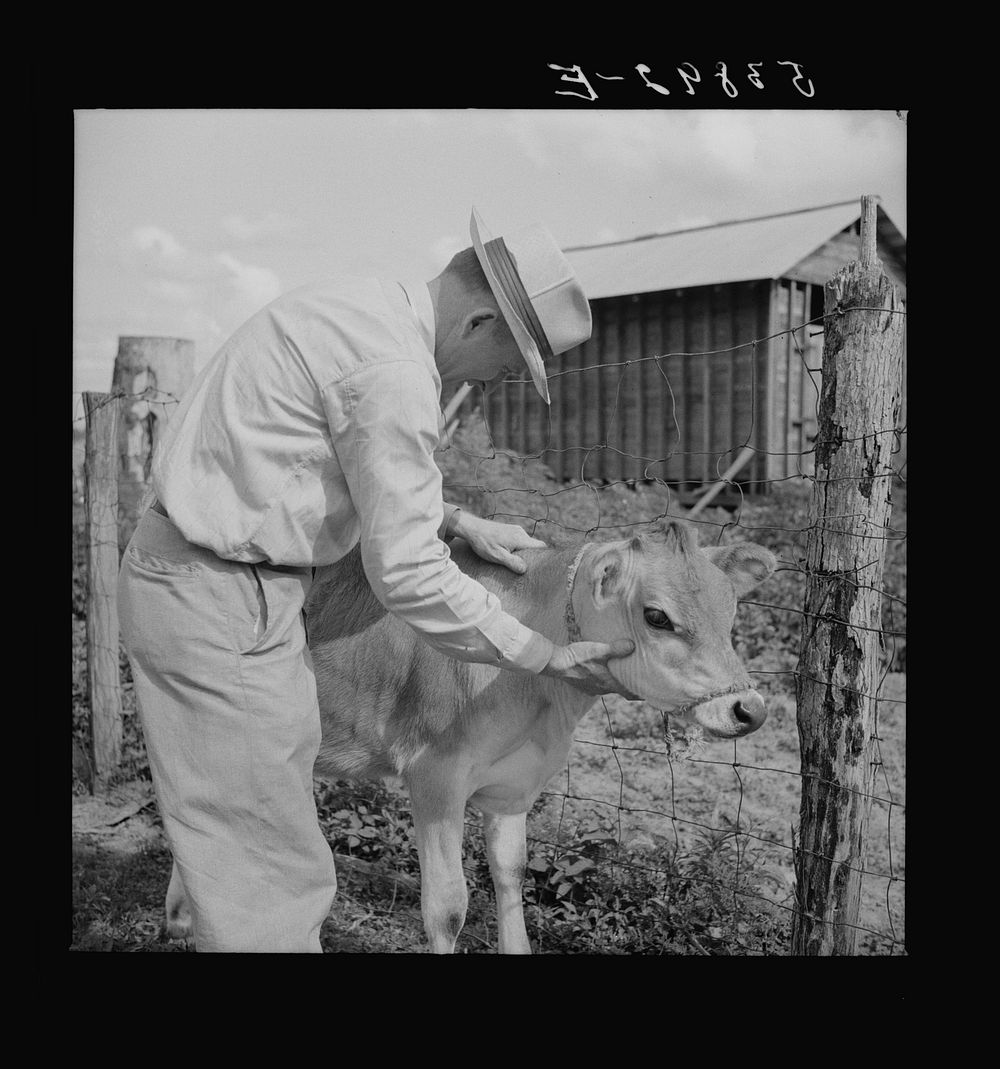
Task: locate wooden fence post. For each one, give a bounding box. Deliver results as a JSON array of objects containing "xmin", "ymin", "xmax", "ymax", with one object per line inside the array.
[
  {"xmin": 83, "ymin": 391, "xmax": 124, "ymax": 787},
  {"xmin": 791, "ymin": 196, "xmax": 905, "ymax": 955},
  {"xmin": 111, "ymin": 336, "xmax": 195, "ymax": 549}
]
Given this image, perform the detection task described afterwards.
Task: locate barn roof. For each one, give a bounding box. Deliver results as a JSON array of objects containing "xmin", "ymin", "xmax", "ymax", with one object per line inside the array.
[{"xmin": 563, "ymin": 200, "xmax": 906, "ymax": 301}]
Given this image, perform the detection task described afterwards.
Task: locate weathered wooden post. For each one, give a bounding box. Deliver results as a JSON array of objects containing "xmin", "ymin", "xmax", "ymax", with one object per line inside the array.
[
  {"xmin": 791, "ymin": 196, "xmax": 905, "ymax": 955},
  {"xmin": 111, "ymin": 336, "xmax": 195, "ymax": 549},
  {"xmin": 83, "ymin": 391, "xmax": 124, "ymax": 788}
]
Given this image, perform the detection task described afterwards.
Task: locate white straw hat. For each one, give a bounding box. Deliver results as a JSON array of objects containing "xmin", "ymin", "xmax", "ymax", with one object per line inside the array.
[{"xmin": 470, "ymin": 207, "xmax": 592, "ymax": 405}]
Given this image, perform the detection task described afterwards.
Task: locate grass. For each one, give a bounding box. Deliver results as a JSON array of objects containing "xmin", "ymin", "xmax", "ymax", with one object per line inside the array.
[{"xmin": 72, "ymin": 835, "xmax": 188, "ymax": 953}]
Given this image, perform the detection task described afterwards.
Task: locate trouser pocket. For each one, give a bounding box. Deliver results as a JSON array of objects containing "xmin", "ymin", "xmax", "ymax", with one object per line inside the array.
[
  {"xmin": 249, "ymin": 564, "xmax": 268, "ymax": 643},
  {"xmin": 231, "ymin": 563, "xmax": 311, "ymax": 656},
  {"xmin": 229, "ymin": 563, "xmax": 268, "ymax": 654}
]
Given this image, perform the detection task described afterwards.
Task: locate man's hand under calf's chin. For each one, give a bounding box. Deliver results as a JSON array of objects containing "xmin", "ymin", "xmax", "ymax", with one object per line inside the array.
[{"xmin": 540, "ymin": 639, "xmax": 640, "ymax": 698}]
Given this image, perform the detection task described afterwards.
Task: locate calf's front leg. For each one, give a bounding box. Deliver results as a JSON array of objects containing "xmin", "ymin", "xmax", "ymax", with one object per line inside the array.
[
  {"xmin": 409, "ymin": 782, "xmax": 469, "ymax": 954},
  {"xmin": 483, "ymin": 810, "xmax": 531, "ymax": 954}
]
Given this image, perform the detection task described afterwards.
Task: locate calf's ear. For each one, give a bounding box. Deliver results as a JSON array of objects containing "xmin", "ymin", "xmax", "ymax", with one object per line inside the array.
[
  {"xmin": 702, "ymin": 543, "xmax": 777, "ymax": 596},
  {"xmin": 591, "ymin": 546, "xmax": 626, "ymax": 607}
]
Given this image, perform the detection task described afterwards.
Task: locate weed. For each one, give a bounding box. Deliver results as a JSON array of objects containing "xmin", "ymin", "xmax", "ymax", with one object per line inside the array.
[
  {"xmin": 315, "ymin": 781, "xmax": 420, "ymax": 876},
  {"xmin": 520, "ymin": 816, "xmax": 788, "ymax": 955}
]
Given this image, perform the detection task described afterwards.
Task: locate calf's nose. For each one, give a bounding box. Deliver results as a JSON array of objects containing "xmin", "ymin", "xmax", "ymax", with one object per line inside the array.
[{"xmin": 731, "ymin": 692, "xmax": 767, "ymax": 734}]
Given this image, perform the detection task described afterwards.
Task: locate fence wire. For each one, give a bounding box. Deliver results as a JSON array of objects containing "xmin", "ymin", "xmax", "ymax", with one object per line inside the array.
[
  {"xmin": 72, "ymin": 303, "xmax": 906, "ymax": 954},
  {"xmin": 434, "ymin": 305, "xmax": 905, "ymax": 954}
]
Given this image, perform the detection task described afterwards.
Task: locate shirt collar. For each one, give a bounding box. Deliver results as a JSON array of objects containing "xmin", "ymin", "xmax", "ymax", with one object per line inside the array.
[{"xmin": 398, "ymin": 279, "xmax": 436, "ymax": 355}]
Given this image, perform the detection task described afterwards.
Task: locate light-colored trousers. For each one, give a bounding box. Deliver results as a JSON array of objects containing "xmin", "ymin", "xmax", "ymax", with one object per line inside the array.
[{"xmin": 118, "ymin": 507, "xmax": 338, "ymax": 952}]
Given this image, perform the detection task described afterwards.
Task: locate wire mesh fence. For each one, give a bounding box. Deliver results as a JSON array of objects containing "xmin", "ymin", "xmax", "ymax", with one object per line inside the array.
[{"xmin": 72, "ymin": 294, "xmax": 906, "ymax": 954}]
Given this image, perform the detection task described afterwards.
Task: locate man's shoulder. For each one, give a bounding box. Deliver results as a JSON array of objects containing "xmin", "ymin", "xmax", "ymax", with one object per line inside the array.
[
  {"xmin": 274, "ymin": 276, "xmax": 416, "ymax": 341},
  {"xmin": 267, "ymin": 273, "xmax": 408, "ymax": 339},
  {"xmin": 278, "ymin": 273, "xmax": 399, "ymax": 307},
  {"xmin": 268, "ymin": 276, "xmax": 433, "ymax": 388}
]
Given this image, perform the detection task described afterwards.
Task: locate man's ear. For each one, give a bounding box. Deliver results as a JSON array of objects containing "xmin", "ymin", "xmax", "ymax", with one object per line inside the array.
[
  {"xmin": 461, "ymin": 307, "xmax": 499, "ymax": 339},
  {"xmin": 702, "ymin": 543, "xmax": 777, "ymax": 597}
]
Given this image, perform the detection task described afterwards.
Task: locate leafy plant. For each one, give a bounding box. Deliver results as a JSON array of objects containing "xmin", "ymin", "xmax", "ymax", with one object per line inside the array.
[
  {"xmin": 315, "ymin": 781, "xmax": 420, "ymax": 874},
  {"xmin": 516, "ymin": 815, "xmax": 790, "ymax": 955},
  {"xmin": 524, "ymin": 827, "xmax": 616, "ymax": 911}
]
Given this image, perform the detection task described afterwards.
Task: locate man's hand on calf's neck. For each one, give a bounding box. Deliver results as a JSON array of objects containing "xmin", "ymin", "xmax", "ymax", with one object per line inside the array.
[{"xmin": 448, "ymin": 512, "xmax": 546, "ymax": 575}]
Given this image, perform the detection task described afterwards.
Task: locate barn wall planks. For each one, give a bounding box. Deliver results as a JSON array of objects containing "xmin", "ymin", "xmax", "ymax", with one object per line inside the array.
[{"xmin": 477, "ymin": 277, "xmax": 830, "ymax": 493}]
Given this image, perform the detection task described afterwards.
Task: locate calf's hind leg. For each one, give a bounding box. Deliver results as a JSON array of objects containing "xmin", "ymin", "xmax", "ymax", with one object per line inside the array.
[
  {"xmin": 482, "ymin": 810, "xmax": 531, "ymax": 954},
  {"xmin": 165, "ymin": 859, "xmax": 193, "ymax": 942}
]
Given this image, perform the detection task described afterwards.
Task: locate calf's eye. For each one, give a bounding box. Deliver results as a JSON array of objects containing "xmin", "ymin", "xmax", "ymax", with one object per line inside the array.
[{"xmin": 644, "ymin": 608, "xmax": 675, "ymax": 631}]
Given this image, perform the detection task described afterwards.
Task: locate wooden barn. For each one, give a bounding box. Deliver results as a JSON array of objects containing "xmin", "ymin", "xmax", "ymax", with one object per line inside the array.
[{"xmin": 470, "ymin": 200, "xmax": 906, "ymax": 497}]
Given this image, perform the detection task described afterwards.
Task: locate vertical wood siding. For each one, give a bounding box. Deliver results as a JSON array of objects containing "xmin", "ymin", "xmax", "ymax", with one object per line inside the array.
[{"xmin": 480, "ymin": 279, "xmax": 805, "ymax": 493}]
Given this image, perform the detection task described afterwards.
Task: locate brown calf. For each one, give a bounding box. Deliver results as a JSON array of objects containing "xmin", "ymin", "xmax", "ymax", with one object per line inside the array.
[{"xmin": 305, "ymin": 520, "xmax": 776, "ymax": 953}]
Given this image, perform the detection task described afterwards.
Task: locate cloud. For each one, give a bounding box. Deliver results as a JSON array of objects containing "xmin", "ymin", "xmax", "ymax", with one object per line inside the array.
[
  {"xmin": 690, "ymin": 112, "xmax": 760, "ymax": 174},
  {"xmin": 509, "ymin": 110, "xmax": 760, "ymax": 182},
  {"xmin": 131, "ymin": 224, "xmax": 186, "ymax": 262},
  {"xmin": 124, "ymin": 223, "xmax": 281, "ymax": 309},
  {"xmin": 215, "ymin": 252, "xmax": 283, "ymax": 311},
  {"xmin": 127, "ymin": 225, "xmax": 210, "ymax": 282},
  {"xmin": 221, "ymin": 212, "xmax": 300, "ymax": 243},
  {"xmin": 503, "ymin": 110, "xmax": 717, "ymax": 180},
  {"xmin": 115, "ymin": 223, "xmax": 284, "ymax": 361},
  {"xmin": 147, "ymin": 278, "xmax": 200, "ymax": 304},
  {"xmin": 501, "ymin": 110, "xmax": 903, "ymax": 222}
]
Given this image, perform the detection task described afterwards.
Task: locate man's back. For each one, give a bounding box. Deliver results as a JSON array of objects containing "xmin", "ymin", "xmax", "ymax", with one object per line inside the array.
[{"xmin": 152, "ymin": 276, "xmax": 441, "ymax": 566}]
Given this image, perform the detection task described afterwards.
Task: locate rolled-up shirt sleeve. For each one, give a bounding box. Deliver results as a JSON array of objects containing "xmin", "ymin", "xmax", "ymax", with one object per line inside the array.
[
  {"xmin": 438, "ymin": 502, "xmax": 461, "ymax": 541},
  {"xmin": 323, "ymin": 359, "xmax": 554, "ymax": 673}
]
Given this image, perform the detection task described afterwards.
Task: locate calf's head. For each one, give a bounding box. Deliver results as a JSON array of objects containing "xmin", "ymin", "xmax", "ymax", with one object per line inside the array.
[{"xmin": 576, "ymin": 521, "xmax": 776, "ymax": 740}]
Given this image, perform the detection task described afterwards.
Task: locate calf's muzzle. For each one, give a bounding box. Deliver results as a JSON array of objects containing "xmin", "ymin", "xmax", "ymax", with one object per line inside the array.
[{"xmin": 731, "ymin": 691, "xmax": 767, "ymax": 734}]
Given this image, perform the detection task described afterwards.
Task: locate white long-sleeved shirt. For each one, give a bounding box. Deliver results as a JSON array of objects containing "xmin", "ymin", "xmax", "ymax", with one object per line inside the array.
[{"xmin": 152, "ymin": 275, "xmax": 555, "ymax": 674}]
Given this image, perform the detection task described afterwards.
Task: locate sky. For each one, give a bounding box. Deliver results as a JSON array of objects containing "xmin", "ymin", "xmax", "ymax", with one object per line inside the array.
[{"xmin": 72, "ymin": 108, "xmax": 906, "ymax": 418}]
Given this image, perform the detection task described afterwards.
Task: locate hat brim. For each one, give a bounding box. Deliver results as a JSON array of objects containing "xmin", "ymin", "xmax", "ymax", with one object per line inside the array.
[{"xmin": 470, "ymin": 208, "xmax": 551, "ymax": 405}]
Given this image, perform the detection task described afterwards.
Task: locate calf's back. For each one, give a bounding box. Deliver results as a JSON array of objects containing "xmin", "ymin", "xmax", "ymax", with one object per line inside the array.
[{"xmin": 304, "ymin": 540, "xmax": 574, "ymax": 784}]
